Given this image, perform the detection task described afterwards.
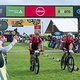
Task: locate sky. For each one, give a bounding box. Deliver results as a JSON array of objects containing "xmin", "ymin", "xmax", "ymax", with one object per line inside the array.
[{"xmin": 0, "ymin": 0, "xmax": 80, "ymax": 5}]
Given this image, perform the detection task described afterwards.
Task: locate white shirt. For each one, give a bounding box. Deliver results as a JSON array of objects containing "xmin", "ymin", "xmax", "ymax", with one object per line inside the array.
[{"xmin": 0, "ymin": 41, "xmax": 15, "ymax": 53}]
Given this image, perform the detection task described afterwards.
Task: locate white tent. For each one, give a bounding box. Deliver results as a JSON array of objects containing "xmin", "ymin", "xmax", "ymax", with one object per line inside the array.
[{"xmin": 52, "ymin": 18, "xmax": 78, "ymax": 32}]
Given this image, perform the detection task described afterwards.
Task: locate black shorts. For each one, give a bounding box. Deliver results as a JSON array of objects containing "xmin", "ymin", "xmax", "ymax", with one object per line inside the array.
[
  {"xmin": 63, "ymin": 43, "xmax": 70, "ymax": 53},
  {"xmin": 65, "ymin": 43, "xmax": 69, "ymax": 50},
  {"xmin": 30, "ymin": 51, "xmax": 34, "ymax": 55}
]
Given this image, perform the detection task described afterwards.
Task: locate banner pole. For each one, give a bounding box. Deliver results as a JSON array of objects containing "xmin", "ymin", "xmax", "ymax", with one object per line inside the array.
[{"xmin": 78, "ymin": 18, "xmax": 80, "ymax": 52}]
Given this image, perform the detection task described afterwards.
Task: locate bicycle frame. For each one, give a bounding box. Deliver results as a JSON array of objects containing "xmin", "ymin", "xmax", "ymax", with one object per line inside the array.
[
  {"xmin": 65, "ymin": 51, "xmax": 72, "ymax": 63},
  {"xmin": 30, "ymin": 50, "xmax": 40, "ymax": 74}
]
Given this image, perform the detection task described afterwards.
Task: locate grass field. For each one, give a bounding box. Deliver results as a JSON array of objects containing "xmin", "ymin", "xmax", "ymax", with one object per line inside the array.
[{"xmin": 5, "ymin": 42, "xmax": 80, "ymax": 80}]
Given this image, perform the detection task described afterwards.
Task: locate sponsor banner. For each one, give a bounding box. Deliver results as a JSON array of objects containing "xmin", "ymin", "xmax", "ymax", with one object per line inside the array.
[
  {"xmin": 56, "ymin": 7, "xmax": 73, "ymax": 17},
  {"xmin": 73, "ymin": 6, "xmax": 80, "ymax": 17},
  {"xmin": 34, "ymin": 25, "xmax": 41, "ymax": 33},
  {"xmin": 8, "ymin": 19, "xmax": 41, "ymax": 26},
  {"xmin": 34, "ymin": 29, "xmax": 41, "ymax": 33},
  {"xmin": 34, "ymin": 25, "xmax": 41, "ymax": 29},
  {"xmin": 25, "ymin": 6, "xmax": 55, "ymax": 17},
  {"xmin": 27, "ymin": 19, "xmax": 41, "ymax": 25},
  {"xmin": 8, "ymin": 19, "xmax": 34, "ymax": 27},
  {"xmin": 6, "ymin": 6, "xmax": 24, "ymax": 17},
  {"xmin": 0, "ymin": 6, "xmax": 6, "ymax": 17}
]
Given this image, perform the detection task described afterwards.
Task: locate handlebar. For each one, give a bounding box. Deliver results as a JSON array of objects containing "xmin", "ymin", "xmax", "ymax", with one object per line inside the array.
[{"xmin": 34, "ymin": 50, "xmax": 40, "ymax": 53}]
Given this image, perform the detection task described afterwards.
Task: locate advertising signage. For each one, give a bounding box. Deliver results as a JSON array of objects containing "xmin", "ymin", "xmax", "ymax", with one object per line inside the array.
[
  {"xmin": 0, "ymin": 5, "xmax": 80, "ymax": 18},
  {"xmin": 6, "ymin": 6, "xmax": 24, "ymax": 17},
  {"xmin": 0, "ymin": 6, "xmax": 6, "ymax": 17},
  {"xmin": 25, "ymin": 6, "xmax": 55, "ymax": 17},
  {"xmin": 34, "ymin": 25, "xmax": 41, "ymax": 29},
  {"xmin": 73, "ymin": 6, "xmax": 80, "ymax": 17},
  {"xmin": 56, "ymin": 7, "xmax": 73, "ymax": 17},
  {"xmin": 8, "ymin": 19, "xmax": 34, "ymax": 26}
]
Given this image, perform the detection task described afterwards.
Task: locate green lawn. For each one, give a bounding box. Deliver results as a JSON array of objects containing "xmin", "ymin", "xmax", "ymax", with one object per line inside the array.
[{"xmin": 6, "ymin": 42, "xmax": 80, "ymax": 80}]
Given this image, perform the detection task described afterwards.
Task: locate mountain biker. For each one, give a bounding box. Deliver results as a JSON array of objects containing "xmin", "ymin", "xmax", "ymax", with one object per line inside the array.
[
  {"xmin": 29, "ymin": 32, "xmax": 44, "ymax": 67},
  {"xmin": 62, "ymin": 33, "xmax": 74, "ymax": 58}
]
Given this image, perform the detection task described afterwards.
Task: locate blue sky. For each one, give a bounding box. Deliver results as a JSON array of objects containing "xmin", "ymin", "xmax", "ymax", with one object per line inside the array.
[{"xmin": 0, "ymin": 0, "xmax": 80, "ymax": 5}]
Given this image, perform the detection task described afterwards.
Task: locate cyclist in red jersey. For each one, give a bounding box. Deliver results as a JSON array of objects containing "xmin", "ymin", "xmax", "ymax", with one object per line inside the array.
[
  {"xmin": 63, "ymin": 33, "xmax": 74, "ymax": 57},
  {"xmin": 29, "ymin": 32, "xmax": 44, "ymax": 66}
]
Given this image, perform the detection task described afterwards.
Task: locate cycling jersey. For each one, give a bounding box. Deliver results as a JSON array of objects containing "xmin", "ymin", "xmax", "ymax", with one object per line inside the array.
[
  {"xmin": 63, "ymin": 36, "xmax": 73, "ymax": 45},
  {"xmin": 63, "ymin": 36, "xmax": 74, "ymax": 50},
  {"xmin": 30, "ymin": 36, "xmax": 42, "ymax": 50}
]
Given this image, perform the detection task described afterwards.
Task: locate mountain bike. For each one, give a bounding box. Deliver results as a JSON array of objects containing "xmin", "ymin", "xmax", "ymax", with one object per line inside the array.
[
  {"xmin": 61, "ymin": 50, "xmax": 74, "ymax": 72},
  {"xmin": 30, "ymin": 50, "xmax": 40, "ymax": 74}
]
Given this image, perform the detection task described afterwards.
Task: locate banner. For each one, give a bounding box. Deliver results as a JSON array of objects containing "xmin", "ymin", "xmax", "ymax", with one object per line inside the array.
[
  {"xmin": 1, "ymin": 5, "xmax": 80, "ymax": 18},
  {"xmin": 0, "ymin": 6, "xmax": 6, "ymax": 17},
  {"xmin": 8, "ymin": 19, "xmax": 40, "ymax": 27},
  {"xmin": 6, "ymin": 6, "xmax": 24, "ymax": 17},
  {"xmin": 34, "ymin": 25, "xmax": 41, "ymax": 33},
  {"xmin": 73, "ymin": 6, "xmax": 80, "ymax": 17},
  {"xmin": 56, "ymin": 7, "xmax": 73, "ymax": 17},
  {"xmin": 25, "ymin": 6, "xmax": 55, "ymax": 17},
  {"xmin": 34, "ymin": 25, "xmax": 41, "ymax": 29}
]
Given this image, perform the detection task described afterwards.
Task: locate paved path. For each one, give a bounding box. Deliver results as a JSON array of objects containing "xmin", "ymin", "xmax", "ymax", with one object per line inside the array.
[{"xmin": 9, "ymin": 50, "xmax": 63, "ymax": 53}]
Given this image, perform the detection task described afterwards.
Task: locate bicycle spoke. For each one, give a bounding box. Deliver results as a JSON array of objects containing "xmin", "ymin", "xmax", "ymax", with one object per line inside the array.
[{"xmin": 67, "ymin": 57, "xmax": 74, "ymax": 72}]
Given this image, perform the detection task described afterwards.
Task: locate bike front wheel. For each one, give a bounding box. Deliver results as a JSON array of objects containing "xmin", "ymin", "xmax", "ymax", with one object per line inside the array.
[
  {"xmin": 30, "ymin": 60, "xmax": 35, "ymax": 71},
  {"xmin": 34, "ymin": 58, "xmax": 39, "ymax": 74},
  {"xmin": 61, "ymin": 56, "xmax": 66, "ymax": 70},
  {"xmin": 67, "ymin": 56, "xmax": 74, "ymax": 72}
]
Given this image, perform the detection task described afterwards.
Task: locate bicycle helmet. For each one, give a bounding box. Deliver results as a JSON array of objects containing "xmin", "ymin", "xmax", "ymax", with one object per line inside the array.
[{"xmin": 67, "ymin": 32, "xmax": 73, "ymax": 36}]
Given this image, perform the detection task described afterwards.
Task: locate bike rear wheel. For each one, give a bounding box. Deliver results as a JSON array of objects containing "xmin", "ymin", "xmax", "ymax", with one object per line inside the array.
[
  {"xmin": 34, "ymin": 58, "xmax": 39, "ymax": 74},
  {"xmin": 67, "ymin": 56, "xmax": 74, "ymax": 72}
]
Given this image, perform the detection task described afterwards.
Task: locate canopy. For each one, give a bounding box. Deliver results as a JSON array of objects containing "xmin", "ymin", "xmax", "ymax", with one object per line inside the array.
[{"xmin": 52, "ymin": 18, "xmax": 78, "ymax": 32}]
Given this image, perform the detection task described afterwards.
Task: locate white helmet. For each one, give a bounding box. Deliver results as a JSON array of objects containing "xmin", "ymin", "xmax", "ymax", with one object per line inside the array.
[{"xmin": 67, "ymin": 32, "xmax": 73, "ymax": 36}]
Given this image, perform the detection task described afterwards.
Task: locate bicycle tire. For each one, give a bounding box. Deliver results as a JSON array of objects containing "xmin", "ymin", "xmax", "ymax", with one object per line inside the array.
[
  {"xmin": 30, "ymin": 60, "xmax": 35, "ymax": 71},
  {"xmin": 67, "ymin": 56, "xmax": 74, "ymax": 72},
  {"xmin": 61, "ymin": 56, "xmax": 66, "ymax": 70},
  {"xmin": 34, "ymin": 58, "xmax": 39, "ymax": 74}
]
